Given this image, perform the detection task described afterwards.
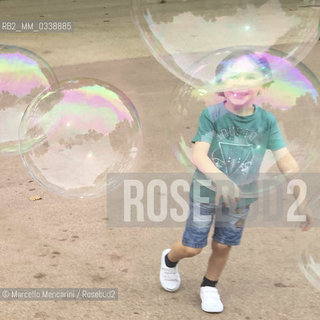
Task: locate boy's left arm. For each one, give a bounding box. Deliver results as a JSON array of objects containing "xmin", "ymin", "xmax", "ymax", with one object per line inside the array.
[
  {"xmin": 273, "ymin": 147, "xmax": 299, "ymax": 174},
  {"xmin": 273, "ymin": 147, "xmax": 312, "ymax": 230}
]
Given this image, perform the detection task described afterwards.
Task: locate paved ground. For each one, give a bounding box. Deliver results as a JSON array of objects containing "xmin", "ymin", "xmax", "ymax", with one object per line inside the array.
[{"xmin": 1, "ymin": 0, "xmax": 320, "ymax": 319}]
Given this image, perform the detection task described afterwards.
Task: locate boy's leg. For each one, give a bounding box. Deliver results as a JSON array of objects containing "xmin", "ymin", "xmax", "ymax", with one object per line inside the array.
[
  {"xmin": 167, "ymin": 240, "xmax": 202, "ymax": 262},
  {"xmin": 205, "ymin": 240, "xmax": 232, "ymax": 281},
  {"xmin": 160, "ymin": 242, "xmax": 202, "ymax": 292},
  {"xmin": 209, "ymin": 204, "xmax": 250, "ymax": 280},
  {"xmin": 167, "ymin": 196, "xmax": 215, "ymax": 263},
  {"xmin": 160, "ymin": 198, "xmax": 214, "ymax": 292},
  {"xmin": 199, "ymin": 240, "xmax": 230, "ymax": 313},
  {"xmin": 199, "ymin": 205, "xmax": 250, "ymax": 313}
]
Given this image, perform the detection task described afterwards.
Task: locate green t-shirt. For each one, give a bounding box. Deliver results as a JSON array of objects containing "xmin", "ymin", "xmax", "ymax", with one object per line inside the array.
[{"xmin": 190, "ymin": 102, "xmax": 286, "ymax": 206}]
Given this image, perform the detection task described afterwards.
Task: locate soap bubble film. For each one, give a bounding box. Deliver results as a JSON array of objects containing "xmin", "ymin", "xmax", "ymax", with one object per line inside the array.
[
  {"xmin": 295, "ymin": 195, "xmax": 320, "ymax": 291},
  {"xmin": 132, "ymin": 0, "xmax": 319, "ymax": 86},
  {"xmin": 169, "ymin": 50, "xmax": 320, "ymax": 197},
  {"xmin": 0, "ymin": 45, "xmax": 57, "ymax": 155},
  {"xmin": 19, "ymin": 79, "xmax": 142, "ymax": 198}
]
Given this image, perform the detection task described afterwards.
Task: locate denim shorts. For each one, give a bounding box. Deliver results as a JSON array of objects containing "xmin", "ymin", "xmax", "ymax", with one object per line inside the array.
[{"xmin": 182, "ymin": 197, "xmax": 250, "ymax": 248}]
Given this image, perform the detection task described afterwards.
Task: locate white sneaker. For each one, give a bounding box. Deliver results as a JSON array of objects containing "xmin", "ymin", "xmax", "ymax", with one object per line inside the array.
[
  {"xmin": 200, "ymin": 286, "xmax": 224, "ymax": 313},
  {"xmin": 160, "ymin": 248, "xmax": 181, "ymax": 292}
]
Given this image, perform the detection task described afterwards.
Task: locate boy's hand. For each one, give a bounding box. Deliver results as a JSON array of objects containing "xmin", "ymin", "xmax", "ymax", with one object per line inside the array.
[
  {"xmin": 214, "ymin": 180, "xmax": 240, "ymax": 208},
  {"xmin": 299, "ymin": 207, "xmax": 313, "ymax": 231}
]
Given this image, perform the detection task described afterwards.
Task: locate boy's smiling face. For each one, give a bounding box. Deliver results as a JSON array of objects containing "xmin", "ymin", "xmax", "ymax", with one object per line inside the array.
[
  {"xmin": 223, "ymin": 86, "xmax": 260, "ymax": 108},
  {"xmin": 220, "ymin": 56, "xmax": 265, "ymax": 108}
]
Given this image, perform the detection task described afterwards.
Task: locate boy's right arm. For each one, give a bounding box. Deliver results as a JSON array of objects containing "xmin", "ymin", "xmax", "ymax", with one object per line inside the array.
[{"xmin": 192, "ymin": 141, "xmax": 240, "ymax": 207}]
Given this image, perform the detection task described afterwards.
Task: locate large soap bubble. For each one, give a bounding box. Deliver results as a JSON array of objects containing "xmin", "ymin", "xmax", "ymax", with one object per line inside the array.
[
  {"xmin": 169, "ymin": 49, "xmax": 320, "ymax": 198},
  {"xmin": 19, "ymin": 79, "xmax": 142, "ymax": 198},
  {"xmin": 0, "ymin": 45, "xmax": 57, "ymax": 155},
  {"xmin": 295, "ymin": 194, "xmax": 320, "ymax": 291},
  {"xmin": 132, "ymin": 0, "xmax": 319, "ymax": 86}
]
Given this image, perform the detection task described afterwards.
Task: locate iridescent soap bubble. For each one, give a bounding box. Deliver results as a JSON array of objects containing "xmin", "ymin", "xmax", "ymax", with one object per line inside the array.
[
  {"xmin": 19, "ymin": 79, "xmax": 142, "ymax": 198},
  {"xmin": 169, "ymin": 49, "xmax": 320, "ymax": 198},
  {"xmin": 132, "ymin": 0, "xmax": 319, "ymax": 86},
  {"xmin": 295, "ymin": 195, "xmax": 320, "ymax": 291},
  {"xmin": 0, "ymin": 45, "xmax": 57, "ymax": 155}
]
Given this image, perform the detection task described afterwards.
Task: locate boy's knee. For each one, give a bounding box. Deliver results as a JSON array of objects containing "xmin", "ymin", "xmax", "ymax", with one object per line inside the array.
[
  {"xmin": 212, "ymin": 240, "xmax": 232, "ymax": 251},
  {"xmin": 183, "ymin": 246, "xmax": 202, "ymax": 257}
]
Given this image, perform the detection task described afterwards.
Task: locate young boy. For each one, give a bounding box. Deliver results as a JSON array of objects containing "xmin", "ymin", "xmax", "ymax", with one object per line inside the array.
[{"xmin": 159, "ymin": 50, "xmax": 303, "ymax": 313}]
